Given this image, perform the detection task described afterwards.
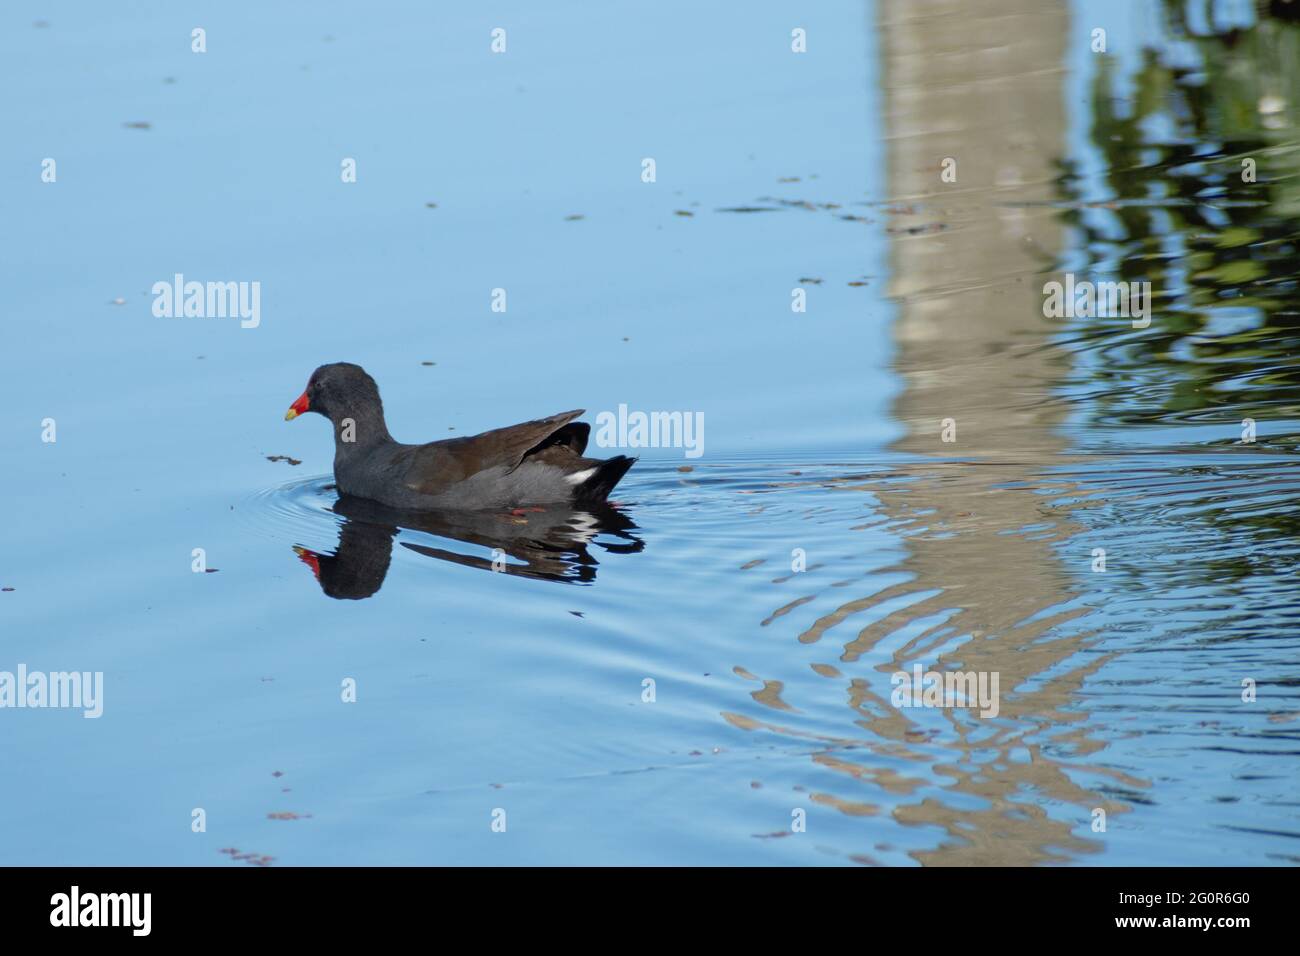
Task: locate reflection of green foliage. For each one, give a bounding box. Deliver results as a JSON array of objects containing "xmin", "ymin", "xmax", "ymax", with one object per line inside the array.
[{"xmin": 1056, "ymin": 2, "xmax": 1300, "ymax": 432}]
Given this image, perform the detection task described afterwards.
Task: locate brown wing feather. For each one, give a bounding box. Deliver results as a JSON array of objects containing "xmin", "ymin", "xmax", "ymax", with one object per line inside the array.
[{"xmin": 401, "ymin": 410, "xmax": 585, "ymax": 497}]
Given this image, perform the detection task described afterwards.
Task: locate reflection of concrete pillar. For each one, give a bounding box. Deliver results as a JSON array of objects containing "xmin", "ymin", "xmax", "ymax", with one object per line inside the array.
[
  {"xmin": 876, "ymin": 0, "xmax": 1075, "ymax": 649},
  {"xmin": 731, "ymin": 2, "xmax": 1143, "ymax": 867},
  {"xmin": 864, "ymin": 0, "xmax": 1133, "ymax": 865},
  {"xmin": 880, "ymin": 0, "xmax": 1069, "ymax": 457}
]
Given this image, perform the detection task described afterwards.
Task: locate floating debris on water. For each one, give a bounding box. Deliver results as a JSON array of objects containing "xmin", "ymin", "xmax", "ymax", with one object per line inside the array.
[
  {"xmin": 885, "ymin": 222, "xmax": 946, "ymax": 235},
  {"xmin": 219, "ymin": 848, "xmax": 275, "ymax": 866}
]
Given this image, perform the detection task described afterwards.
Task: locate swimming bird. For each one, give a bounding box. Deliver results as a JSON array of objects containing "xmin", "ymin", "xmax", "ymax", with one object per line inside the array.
[{"xmin": 283, "ymin": 363, "xmax": 635, "ymax": 510}]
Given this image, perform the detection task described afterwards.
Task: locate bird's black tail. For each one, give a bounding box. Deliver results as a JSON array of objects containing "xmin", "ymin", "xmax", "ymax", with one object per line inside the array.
[{"xmin": 575, "ymin": 456, "xmax": 636, "ymax": 502}]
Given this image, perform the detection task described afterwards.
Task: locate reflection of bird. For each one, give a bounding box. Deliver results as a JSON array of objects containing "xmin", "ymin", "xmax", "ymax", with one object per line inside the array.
[
  {"xmin": 283, "ymin": 363, "xmax": 635, "ymax": 510},
  {"xmin": 293, "ymin": 494, "xmax": 643, "ymax": 600}
]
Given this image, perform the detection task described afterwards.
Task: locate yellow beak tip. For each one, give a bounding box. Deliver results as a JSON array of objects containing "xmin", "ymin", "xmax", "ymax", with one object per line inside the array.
[{"xmin": 284, "ymin": 409, "xmax": 298, "ymax": 421}]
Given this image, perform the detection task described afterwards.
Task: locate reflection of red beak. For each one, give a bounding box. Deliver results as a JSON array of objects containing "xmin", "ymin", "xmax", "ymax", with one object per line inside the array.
[
  {"xmin": 293, "ymin": 545, "xmax": 322, "ymax": 581},
  {"xmin": 284, "ymin": 390, "xmax": 310, "ymax": 421}
]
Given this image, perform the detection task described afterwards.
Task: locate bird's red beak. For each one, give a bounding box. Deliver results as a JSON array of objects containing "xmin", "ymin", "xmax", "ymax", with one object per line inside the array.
[
  {"xmin": 293, "ymin": 545, "xmax": 322, "ymax": 581},
  {"xmin": 284, "ymin": 390, "xmax": 310, "ymax": 421}
]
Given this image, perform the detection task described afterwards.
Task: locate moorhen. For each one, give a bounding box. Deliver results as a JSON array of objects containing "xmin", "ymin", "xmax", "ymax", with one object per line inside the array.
[{"xmin": 283, "ymin": 363, "xmax": 635, "ymax": 510}]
